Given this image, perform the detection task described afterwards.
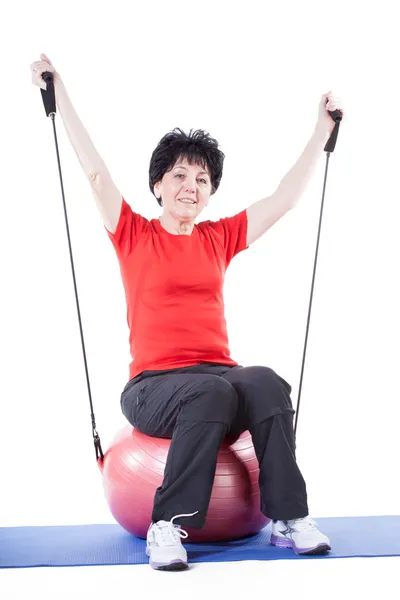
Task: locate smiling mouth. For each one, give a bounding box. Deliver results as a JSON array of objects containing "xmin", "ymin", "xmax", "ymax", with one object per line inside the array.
[{"xmin": 178, "ymin": 199, "xmax": 196, "ymax": 205}]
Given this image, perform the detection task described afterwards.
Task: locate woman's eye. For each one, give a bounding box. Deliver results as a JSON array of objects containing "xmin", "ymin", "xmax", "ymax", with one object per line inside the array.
[{"xmin": 175, "ymin": 174, "xmax": 208, "ymax": 184}]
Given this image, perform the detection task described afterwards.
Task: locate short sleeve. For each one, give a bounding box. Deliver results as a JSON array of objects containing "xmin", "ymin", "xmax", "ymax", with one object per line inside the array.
[
  {"xmin": 105, "ymin": 197, "xmax": 149, "ymax": 258},
  {"xmin": 205, "ymin": 209, "xmax": 248, "ymax": 265}
]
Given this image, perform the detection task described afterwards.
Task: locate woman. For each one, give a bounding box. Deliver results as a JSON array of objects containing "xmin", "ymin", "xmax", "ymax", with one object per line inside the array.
[{"xmin": 31, "ymin": 54, "xmax": 343, "ymax": 571}]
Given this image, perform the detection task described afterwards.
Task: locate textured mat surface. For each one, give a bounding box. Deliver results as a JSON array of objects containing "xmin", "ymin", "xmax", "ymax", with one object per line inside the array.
[{"xmin": 1, "ymin": 516, "xmax": 399, "ymax": 568}]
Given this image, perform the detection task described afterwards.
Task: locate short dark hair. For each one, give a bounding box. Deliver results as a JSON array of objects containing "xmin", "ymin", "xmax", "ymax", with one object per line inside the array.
[{"xmin": 149, "ymin": 128, "xmax": 225, "ymax": 206}]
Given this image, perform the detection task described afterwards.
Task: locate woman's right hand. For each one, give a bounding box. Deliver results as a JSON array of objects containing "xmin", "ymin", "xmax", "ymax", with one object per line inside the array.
[{"xmin": 30, "ymin": 53, "xmax": 59, "ymax": 90}]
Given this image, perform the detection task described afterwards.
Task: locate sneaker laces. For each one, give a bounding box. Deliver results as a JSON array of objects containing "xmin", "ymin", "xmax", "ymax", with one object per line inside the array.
[
  {"xmin": 153, "ymin": 511, "xmax": 199, "ymax": 546},
  {"xmin": 287, "ymin": 517, "xmax": 317, "ymax": 532}
]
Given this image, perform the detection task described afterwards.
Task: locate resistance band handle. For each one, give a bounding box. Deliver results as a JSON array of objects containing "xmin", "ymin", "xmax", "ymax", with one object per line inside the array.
[
  {"xmin": 324, "ymin": 108, "xmax": 343, "ymax": 154},
  {"xmin": 40, "ymin": 71, "xmax": 57, "ymax": 117},
  {"xmin": 328, "ymin": 108, "xmax": 343, "ymax": 123}
]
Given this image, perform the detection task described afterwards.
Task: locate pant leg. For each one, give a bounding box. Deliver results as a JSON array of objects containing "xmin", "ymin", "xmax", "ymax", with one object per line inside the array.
[
  {"xmin": 221, "ymin": 365, "xmax": 309, "ymax": 521},
  {"xmin": 120, "ymin": 369, "xmax": 239, "ymax": 528}
]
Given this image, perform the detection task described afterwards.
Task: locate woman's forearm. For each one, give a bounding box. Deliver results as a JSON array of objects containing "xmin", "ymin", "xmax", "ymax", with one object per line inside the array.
[
  {"xmin": 276, "ymin": 126, "xmax": 330, "ymax": 209},
  {"xmin": 54, "ymin": 77, "xmax": 111, "ymax": 181}
]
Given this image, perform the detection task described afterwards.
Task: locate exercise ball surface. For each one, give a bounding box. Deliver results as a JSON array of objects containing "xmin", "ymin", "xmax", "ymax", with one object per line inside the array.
[{"xmin": 99, "ymin": 425, "xmax": 269, "ymax": 542}]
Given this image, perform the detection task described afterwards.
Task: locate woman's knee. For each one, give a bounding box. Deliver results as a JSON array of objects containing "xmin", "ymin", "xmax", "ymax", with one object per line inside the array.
[
  {"xmin": 179, "ymin": 375, "xmax": 239, "ymax": 425},
  {"xmin": 231, "ymin": 366, "xmax": 294, "ymax": 423},
  {"xmin": 251, "ymin": 366, "xmax": 292, "ymax": 395}
]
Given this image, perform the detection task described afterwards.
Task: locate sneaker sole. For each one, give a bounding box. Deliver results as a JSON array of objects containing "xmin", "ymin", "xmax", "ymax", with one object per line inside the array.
[
  {"xmin": 146, "ymin": 548, "xmax": 188, "ymax": 571},
  {"xmin": 270, "ymin": 534, "xmax": 331, "ymax": 555},
  {"xmin": 150, "ymin": 558, "xmax": 188, "ymax": 571}
]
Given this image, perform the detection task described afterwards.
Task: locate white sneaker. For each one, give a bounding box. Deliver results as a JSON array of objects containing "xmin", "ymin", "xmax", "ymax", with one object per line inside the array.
[
  {"xmin": 146, "ymin": 512, "xmax": 197, "ymax": 570},
  {"xmin": 271, "ymin": 517, "xmax": 331, "ymax": 555}
]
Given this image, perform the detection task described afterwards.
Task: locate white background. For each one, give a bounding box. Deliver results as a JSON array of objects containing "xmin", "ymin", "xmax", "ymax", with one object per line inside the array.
[{"xmin": 1, "ymin": 0, "xmax": 399, "ymax": 539}]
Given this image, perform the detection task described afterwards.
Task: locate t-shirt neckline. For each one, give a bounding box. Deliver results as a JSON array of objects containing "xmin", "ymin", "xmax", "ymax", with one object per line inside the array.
[{"xmin": 153, "ymin": 218, "xmax": 197, "ymax": 238}]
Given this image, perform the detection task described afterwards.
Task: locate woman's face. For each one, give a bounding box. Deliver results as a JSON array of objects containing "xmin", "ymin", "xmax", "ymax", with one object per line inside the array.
[{"xmin": 154, "ymin": 157, "xmax": 212, "ymax": 221}]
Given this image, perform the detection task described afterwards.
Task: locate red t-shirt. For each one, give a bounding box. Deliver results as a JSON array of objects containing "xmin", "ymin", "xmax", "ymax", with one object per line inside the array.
[{"xmin": 106, "ymin": 198, "xmax": 248, "ymax": 380}]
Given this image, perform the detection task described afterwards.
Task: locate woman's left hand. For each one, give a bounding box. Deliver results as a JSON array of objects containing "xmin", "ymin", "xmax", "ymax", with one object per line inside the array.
[{"xmin": 316, "ymin": 91, "xmax": 344, "ymax": 136}]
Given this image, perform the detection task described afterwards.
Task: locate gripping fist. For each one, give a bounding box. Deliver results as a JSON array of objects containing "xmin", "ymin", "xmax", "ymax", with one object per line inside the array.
[
  {"xmin": 317, "ymin": 91, "xmax": 344, "ymax": 135},
  {"xmin": 30, "ymin": 53, "xmax": 58, "ymax": 91}
]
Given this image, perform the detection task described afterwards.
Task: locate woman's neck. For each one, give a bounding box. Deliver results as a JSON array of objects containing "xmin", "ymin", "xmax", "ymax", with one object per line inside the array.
[{"xmin": 159, "ymin": 213, "xmax": 195, "ymax": 236}]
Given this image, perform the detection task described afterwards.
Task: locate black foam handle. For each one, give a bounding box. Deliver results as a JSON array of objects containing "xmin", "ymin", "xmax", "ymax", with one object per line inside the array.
[
  {"xmin": 42, "ymin": 71, "xmax": 54, "ymax": 84},
  {"xmin": 40, "ymin": 71, "xmax": 57, "ymax": 117},
  {"xmin": 328, "ymin": 108, "xmax": 343, "ymax": 123},
  {"xmin": 324, "ymin": 107, "xmax": 343, "ymax": 153}
]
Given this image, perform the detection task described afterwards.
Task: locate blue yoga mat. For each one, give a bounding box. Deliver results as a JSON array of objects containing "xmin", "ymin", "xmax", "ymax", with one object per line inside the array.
[{"xmin": 1, "ymin": 516, "xmax": 399, "ymax": 568}]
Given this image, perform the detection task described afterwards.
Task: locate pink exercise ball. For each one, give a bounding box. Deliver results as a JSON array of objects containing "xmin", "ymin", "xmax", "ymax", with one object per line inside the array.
[{"xmin": 98, "ymin": 425, "xmax": 269, "ymax": 542}]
